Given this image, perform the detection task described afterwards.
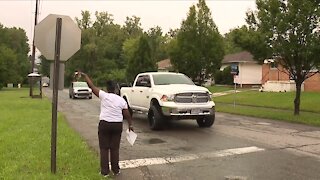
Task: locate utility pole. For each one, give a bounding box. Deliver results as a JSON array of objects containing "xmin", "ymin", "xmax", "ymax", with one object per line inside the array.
[{"xmin": 30, "ymin": 0, "xmax": 39, "ymax": 97}]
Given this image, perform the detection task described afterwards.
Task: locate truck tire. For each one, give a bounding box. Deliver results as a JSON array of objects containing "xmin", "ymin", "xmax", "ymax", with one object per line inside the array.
[
  {"xmin": 196, "ymin": 115, "xmax": 215, "ymax": 128},
  {"xmin": 148, "ymin": 105, "xmax": 164, "ymax": 130}
]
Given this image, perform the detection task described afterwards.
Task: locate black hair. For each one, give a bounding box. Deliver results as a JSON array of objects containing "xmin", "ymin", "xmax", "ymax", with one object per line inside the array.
[{"xmin": 106, "ymin": 80, "xmax": 116, "ymax": 93}]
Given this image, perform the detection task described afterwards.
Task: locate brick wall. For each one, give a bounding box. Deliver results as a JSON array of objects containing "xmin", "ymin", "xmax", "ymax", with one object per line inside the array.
[
  {"xmin": 261, "ymin": 64, "xmax": 289, "ymax": 83},
  {"xmin": 304, "ymin": 73, "xmax": 320, "ymax": 92},
  {"xmin": 262, "ymin": 64, "xmax": 320, "ymax": 92}
]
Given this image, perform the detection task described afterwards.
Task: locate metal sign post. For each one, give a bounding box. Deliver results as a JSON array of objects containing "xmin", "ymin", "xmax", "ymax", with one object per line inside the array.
[
  {"xmin": 51, "ymin": 18, "xmax": 62, "ymax": 174},
  {"xmin": 231, "ymin": 64, "xmax": 239, "ymax": 108},
  {"xmin": 34, "ymin": 14, "xmax": 81, "ymax": 174},
  {"xmin": 234, "ymin": 76, "xmax": 236, "ymax": 108}
]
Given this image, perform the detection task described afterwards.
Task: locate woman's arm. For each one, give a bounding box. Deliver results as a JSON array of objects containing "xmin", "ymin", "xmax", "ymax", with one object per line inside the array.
[
  {"xmin": 80, "ymin": 72, "xmax": 100, "ymax": 97},
  {"xmin": 123, "ymin": 109, "xmax": 134, "ymax": 131}
]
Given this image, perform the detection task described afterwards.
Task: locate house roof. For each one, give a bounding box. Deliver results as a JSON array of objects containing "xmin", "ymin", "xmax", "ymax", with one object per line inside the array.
[
  {"xmin": 157, "ymin": 59, "xmax": 172, "ymax": 69},
  {"xmin": 222, "ymin": 51, "xmax": 256, "ymax": 64}
]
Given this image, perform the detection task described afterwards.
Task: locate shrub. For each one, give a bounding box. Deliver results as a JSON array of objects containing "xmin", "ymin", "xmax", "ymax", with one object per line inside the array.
[{"xmin": 214, "ymin": 66, "xmax": 234, "ymax": 85}]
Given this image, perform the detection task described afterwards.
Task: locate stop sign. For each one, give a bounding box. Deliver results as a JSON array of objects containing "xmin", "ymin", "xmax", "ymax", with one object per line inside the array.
[{"xmin": 34, "ymin": 14, "xmax": 81, "ymax": 61}]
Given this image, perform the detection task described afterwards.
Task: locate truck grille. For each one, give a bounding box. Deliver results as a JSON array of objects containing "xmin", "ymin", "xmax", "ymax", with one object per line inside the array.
[{"xmin": 175, "ymin": 92, "xmax": 209, "ymax": 103}]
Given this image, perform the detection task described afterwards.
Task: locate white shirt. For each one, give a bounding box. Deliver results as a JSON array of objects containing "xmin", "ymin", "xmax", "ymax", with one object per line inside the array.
[{"xmin": 99, "ymin": 90, "xmax": 128, "ymax": 122}]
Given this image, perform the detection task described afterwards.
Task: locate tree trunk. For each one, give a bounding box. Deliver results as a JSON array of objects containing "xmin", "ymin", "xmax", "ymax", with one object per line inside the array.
[{"xmin": 294, "ymin": 80, "xmax": 302, "ymax": 115}]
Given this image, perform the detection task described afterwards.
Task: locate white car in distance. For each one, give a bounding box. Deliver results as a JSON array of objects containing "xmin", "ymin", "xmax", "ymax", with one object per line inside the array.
[{"xmin": 69, "ymin": 81, "xmax": 92, "ymax": 99}]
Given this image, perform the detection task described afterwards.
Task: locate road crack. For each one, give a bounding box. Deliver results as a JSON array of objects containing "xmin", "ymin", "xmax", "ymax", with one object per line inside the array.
[{"xmin": 268, "ymin": 143, "xmax": 320, "ymax": 157}]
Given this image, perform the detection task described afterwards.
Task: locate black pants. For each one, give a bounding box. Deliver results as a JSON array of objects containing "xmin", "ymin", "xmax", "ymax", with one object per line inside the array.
[{"xmin": 98, "ymin": 120, "xmax": 123, "ymax": 175}]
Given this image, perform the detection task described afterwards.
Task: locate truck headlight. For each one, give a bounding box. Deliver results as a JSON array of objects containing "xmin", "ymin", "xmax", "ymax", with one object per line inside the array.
[{"xmin": 161, "ymin": 94, "xmax": 175, "ymax": 102}]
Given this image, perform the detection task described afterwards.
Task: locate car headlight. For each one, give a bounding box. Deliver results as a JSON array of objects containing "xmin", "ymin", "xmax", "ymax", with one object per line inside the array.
[
  {"xmin": 160, "ymin": 94, "xmax": 175, "ymax": 102},
  {"xmin": 208, "ymin": 92, "xmax": 212, "ymax": 100},
  {"xmin": 89, "ymin": 89, "xmax": 92, "ymax": 93}
]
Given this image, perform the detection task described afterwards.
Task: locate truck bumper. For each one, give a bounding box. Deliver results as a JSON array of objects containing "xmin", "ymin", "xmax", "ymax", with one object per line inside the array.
[
  {"xmin": 74, "ymin": 92, "xmax": 92, "ymax": 98},
  {"xmin": 161, "ymin": 105, "xmax": 215, "ymax": 117}
]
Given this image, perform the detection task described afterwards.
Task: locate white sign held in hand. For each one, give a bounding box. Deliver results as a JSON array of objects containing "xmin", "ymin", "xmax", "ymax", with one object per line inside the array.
[{"xmin": 126, "ymin": 129, "xmax": 137, "ymax": 146}]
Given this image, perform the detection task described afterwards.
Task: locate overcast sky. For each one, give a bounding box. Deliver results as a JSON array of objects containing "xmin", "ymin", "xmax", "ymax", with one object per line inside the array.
[{"xmin": 0, "ymin": 0, "xmax": 256, "ymax": 51}]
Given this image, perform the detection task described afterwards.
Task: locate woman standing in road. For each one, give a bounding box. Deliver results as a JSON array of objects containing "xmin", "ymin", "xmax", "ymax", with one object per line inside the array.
[{"xmin": 79, "ymin": 72, "xmax": 134, "ymax": 177}]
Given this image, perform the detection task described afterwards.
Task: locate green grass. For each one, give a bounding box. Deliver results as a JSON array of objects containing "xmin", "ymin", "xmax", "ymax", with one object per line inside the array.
[
  {"xmin": 207, "ymin": 85, "xmax": 234, "ymax": 93},
  {"xmin": 214, "ymin": 90, "xmax": 320, "ymax": 126},
  {"xmin": 214, "ymin": 90, "xmax": 320, "ymax": 113},
  {"xmin": 0, "ymin": 88, "xmax": 108, "ymax": 179}
]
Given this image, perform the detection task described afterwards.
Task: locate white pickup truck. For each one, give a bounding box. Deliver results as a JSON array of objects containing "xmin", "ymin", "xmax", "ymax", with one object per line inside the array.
[{"xmin": 120, "ymin": 72, "xmax": 215, "ymax": 130}]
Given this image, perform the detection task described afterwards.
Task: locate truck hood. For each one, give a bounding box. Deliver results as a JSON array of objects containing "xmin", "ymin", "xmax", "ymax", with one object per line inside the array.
[{"xmin": 153, "ymin": 84, "xmax": 210, "ymax": 94}]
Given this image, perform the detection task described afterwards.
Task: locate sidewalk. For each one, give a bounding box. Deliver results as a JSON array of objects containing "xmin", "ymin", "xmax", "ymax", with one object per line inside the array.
[{"xmin": 212, "ymin": 90, "xmax": 241, "ymax": 97}]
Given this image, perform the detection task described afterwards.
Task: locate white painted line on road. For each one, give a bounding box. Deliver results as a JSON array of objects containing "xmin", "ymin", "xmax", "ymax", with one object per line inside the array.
[
  {"xmin": 119, "ymin": 146, "xmax": 264, "ymax": 169},
  {"xmin": 256, "ymin": 122, "xmax": 271, "ymax": 125}
]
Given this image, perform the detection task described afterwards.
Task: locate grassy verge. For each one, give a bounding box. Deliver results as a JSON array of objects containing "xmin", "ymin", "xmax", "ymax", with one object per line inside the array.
[
  {"xmin": 214, "ymin": 90, "xmax": 320, "ymax": 113},
  {"xmin": 0, "ymin": 88, "xmax": 107, "ymax": 179},
  {"xmin": 207, "ymin": 85, "xmax": 234, "ymax": 93},
  {"xmin": 214, "ymin": 90, "xmax": 320, "ymax": 126}
]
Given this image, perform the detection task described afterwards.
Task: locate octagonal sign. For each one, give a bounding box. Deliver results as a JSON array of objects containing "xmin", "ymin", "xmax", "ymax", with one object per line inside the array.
[{"xmin": 34, "ymin": 14, "xmax": 81, "ymax": 61}]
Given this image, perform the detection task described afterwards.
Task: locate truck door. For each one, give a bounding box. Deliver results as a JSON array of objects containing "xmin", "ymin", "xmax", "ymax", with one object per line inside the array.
[{"xmin": 132, "ymin": 75, "xmax": 152, "ymax": 111}]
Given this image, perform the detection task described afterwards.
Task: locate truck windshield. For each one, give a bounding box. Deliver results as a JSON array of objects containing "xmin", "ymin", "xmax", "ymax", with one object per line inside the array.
[
  {"xmin": 152, "ymin": 74, "xmax": 194, "ymax": 85},
  {"xmin": 74, "ymin": 82, "xmax": 89, "ymax": 87}
]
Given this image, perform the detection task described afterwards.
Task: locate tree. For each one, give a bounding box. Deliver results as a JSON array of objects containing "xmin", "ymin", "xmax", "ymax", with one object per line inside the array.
[
  {"xmin": 146, "ymin": 26, "xmax": 169, "ymax": 62},
  {"xmin": 67, "ymin": 11, "xmax": 128, "ymax": 86},
  {"xmin": 123, "ymin": 16, "xmax": 143, "ymax": 38},
  {"xmin": 213, "ymin": 66, "xmax": 234, "ymax": 85},
  {"xmin": 75, "ymin": 10, "xmax": 92, "ymax": 29},
  {"xmin": 223, "ymin": 29, "xmax": 244, "ymax": 54},
  {"xmin": 93, "ymin": 11, "xmax": 114, "ymax": 36},
  {"xmin": 66, "ymin": 11, "xmax": 169, "ymax": 86},
  {"xmin": 121, "ymin": 37, "xmax": 140, "ymax": 67},
  {"xmin": 233, "ymin": 0, "xmax": 320, "ymax": 115},
  {"xmin": 169, "ymin": 0, "xmax": 225, "ymax": 84},
  {"xmin": 0, "ymin": 45, "xmax": 19, "ymax": 88},
  {"xmin": 126, "ymin": 34, "xmax": 157, "ymax": 82},
  {"xmin": 167, "ymin": 28, "xmax": 179, "ymax": 38},
  {"xmin": 39, "ymin": 55, "xmax": 50, "ymax": 77},
  {"xmin": 0, "ymin": 23, "xmax": 30, "ymax": 89}
]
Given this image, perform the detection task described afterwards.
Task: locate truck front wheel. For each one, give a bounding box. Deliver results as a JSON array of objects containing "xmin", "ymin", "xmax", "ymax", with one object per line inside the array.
[
  {"xmin": 197, "ymin": 115, "xmax": 215, "ymax": 128},
  {"xmin": 148, "ymin": 105, "xmax": 164, "ymax": 130}
]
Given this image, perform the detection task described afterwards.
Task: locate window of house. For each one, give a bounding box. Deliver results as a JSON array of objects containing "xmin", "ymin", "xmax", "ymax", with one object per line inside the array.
[{"xmin": 270, "ymin": 62, "xmax": 277, "ymax": 69}]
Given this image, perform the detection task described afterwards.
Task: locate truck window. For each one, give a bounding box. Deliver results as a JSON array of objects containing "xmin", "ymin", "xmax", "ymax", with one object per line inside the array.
[
  {"xmin": 136, "ymin": 75, "xmax": 151, "ymax": 87},
  {"xmin": 152, "ymin": 74, "xmax": 194, "ymax": 85}
]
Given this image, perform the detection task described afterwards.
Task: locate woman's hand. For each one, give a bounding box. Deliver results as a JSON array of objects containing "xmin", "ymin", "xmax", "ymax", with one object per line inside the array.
[{"xmin": 129, "ymin": 125, "xmax": 134, "ymax": 132}]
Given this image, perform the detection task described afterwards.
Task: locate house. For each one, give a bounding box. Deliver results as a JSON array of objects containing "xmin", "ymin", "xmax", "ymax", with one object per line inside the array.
[
  {"xmin": 156, "ymin": 59, "xmax": 214, "ymax": 86},
  {"xmin": 157, "ymin": 59, "xmax": 173, "ymax": 72},
  {"xmin": 304, "ymin": 73, "xmax": 320, "ymax": 92},
  {"xmin": 159, "ymin": 52, "xmax": 263, "ymax": 87},
  {"xmin": 262, "ymin": 60, "xmax": 320, "ymax": 92},
  {"xmin": 221, "ymin": 51, "xmax": 262, "ymax": 87}
]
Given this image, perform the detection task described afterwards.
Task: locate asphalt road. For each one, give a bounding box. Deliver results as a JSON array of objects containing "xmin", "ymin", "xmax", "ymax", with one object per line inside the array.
[{"xmin": 44, "ymin": 88, "xmax": 320, "ymax": 180}]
